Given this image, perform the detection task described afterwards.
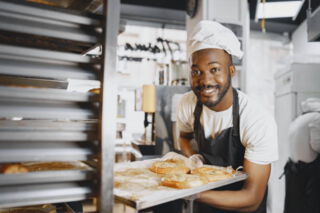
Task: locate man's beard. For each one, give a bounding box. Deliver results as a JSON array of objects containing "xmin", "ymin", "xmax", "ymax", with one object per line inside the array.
[{"xmin": 196, "ymin": 74, "xmax": 231, "ymax": 108}]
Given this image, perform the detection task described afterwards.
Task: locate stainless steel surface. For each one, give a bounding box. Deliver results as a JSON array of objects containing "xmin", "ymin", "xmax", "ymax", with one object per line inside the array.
[
  {"xmin": 0, "ymin": 15, "xmax": 99, "ymax": 43},
  {"xmin": 0, "ymin": 169, "xmax": 95, "ymax": 186},
  {"xmin": 0, "ymin": 86, "xmax": 99, "ymax": 103},
  {"xmin": 307, "ymin": 5, "xmax": 320, "ymax": 41},
  {"xmin": 0, "ymin": 120, "xmax": 97, "ymax": 131},
  {"xmin": 0, "ymin": 183, "xmax": 93, "ymax": 208},
  {"xmin": 0, "ymin": 58, "xmax": 98, "ymax": 80},
  {"xmin": 98, "ymin": 0, "xmax": 120, "ymax": 212},
  {"xmin": 0, "ymin": 1, "xmax": 102, "ymax": 43},
  {"xmin": 0, "ymin": 131, "xmax": 96, "ymax": 142},
  {"xmin": 0, "ymin": 142, "xmax": 95, "ymax": 163},
  {"xmin": 0, "ymin": 119, "xmax": 97, "ymax": 141},
  {"xmin": 275, "ymin": 63, "xmax": 320, "ymax": 96},
  {"xmin": 120, "ymin": 4, "xmax": 185, "ymax": 27},
  {"xmin": 0, "ymin": 0, "xmax": 119, "ymax": 210},
  {"xmin": 0, "ymin": 100, "xmax": 97, "ymax": 120},
  {"xmin": 0, "ymin": 0, "xmax": 101, "ymax": 26},
  {"xmin": 115, "ymin": 172, "xmax": 247, "ymax": 210},
  {"xmin": 0, "ymin": 44, "xmax": 94, "ymax": 63}
]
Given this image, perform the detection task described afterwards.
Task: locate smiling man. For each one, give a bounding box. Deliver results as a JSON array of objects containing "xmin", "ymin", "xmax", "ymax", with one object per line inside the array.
[{"xmin": 177, "ymin": 20, "xmax": 279, "ymax": 213}]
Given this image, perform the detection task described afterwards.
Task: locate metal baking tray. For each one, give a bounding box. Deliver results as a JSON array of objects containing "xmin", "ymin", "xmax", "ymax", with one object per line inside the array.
[
  {"xmin": 0, "ymin": 182, "xmax": 93, "ymax": 209},
  {"xmin": 114, "ymin": 159, "xmax": 248, "ymax": 210},
  {"xmin": 0, "ymin": 162, "xmax": 95, "ymax": 186}
]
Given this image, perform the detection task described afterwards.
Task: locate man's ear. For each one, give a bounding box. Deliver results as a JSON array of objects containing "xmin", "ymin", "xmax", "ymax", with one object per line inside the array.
[{"xmin": 229, "ymin": 65, "xmax": 236, "ymax": 77}]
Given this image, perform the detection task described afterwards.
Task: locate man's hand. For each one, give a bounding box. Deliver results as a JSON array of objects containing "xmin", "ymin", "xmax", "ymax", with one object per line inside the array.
[
  {"xmin": 188, "ymin": 154, "xmax": 204, "ymax": 169},
  {"xmin": 161, "ymin": 151, "xmax": 189, "ymax": 161},
  {"xmin": 161, "ymin": 152, "xmax": 204, "ymax": 169},
  {"xmin": 197, "ymin": 159, "xmax": 270, "ymax": 212}
]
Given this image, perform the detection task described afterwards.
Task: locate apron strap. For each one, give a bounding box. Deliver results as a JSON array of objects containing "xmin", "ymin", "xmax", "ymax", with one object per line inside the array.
[
  {"xmin": 193, "ymin": 88, "xmax": 240, "ymax": 139},
  {"xmin": 232, "ymin": 88, "xmax": 240, "ymax": 137},
  {"xmin": 193, "ymin": 100, "xmax": 205, "ymax": 148}
]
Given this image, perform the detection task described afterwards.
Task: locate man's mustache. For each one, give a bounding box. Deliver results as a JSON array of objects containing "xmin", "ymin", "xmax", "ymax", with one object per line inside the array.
[{"xmin": 195, "ymin": 85, "xmax": 220, "ymax": 91}]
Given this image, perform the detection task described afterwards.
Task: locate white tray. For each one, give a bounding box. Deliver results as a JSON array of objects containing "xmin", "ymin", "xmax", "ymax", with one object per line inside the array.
[{"xmin": 114, "ymin": 159, "xmax": 247, "ymax": 210}]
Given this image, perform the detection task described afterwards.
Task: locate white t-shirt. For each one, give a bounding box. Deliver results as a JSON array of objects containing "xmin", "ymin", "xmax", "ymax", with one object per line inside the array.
[{"xmin": 177, "ymin": 90, "xmax": 278, "ymax": 165}]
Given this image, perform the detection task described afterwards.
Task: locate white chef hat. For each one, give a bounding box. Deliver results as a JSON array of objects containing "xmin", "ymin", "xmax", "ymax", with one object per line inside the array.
[{"xmin": 187, "ymin": 20, "xmax": 243, "ymax": 59}]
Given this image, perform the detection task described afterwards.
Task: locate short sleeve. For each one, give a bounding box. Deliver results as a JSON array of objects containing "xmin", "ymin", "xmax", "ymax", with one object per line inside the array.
[
  {"xmin": 176, "ymin": 93, "xmax": 194, "ymax": 133},
  {"xmin": 242, "ymin": 112, "xmax": 279, "ymax": 165},
  {"xmin": 309, "ymin": 116, "xmax": 320, "ymax": 153}
]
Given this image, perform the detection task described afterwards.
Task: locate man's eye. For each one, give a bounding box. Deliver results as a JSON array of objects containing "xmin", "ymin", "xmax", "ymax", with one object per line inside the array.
[
  {"xmin": 210, "ymin": 68, "xmax": 219, "ymax": 73},
  {"xmin": 191, "ymin": 70, "xmax": 201, "ymax": 76}
]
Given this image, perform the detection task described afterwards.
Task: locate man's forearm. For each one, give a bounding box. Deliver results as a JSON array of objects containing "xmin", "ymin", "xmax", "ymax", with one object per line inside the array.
[
  {"xmin": 198, "ymin": 188, "xmax": 263, "ymax": 212},
  {"xmin": 180, "ymin": 136, "xmax": 197, "ymax": 157}
]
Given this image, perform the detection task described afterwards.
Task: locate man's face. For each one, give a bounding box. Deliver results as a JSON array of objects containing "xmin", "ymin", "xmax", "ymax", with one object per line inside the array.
[{"xmin": 190, "ymin": 48, "xmax": 233, "ymax": 109}]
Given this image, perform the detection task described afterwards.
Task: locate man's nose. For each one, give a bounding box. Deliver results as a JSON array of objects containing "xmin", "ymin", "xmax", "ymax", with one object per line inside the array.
[{"xmin": 199, "ymin": 72, "xmax": 215, "ymax": 85}]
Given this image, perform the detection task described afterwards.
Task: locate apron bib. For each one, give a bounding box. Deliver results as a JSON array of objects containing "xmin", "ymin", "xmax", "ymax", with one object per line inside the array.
[
  {"xmin": 284, "ymin": 156, "xmax": 320, "ymax": 213},
  {"xmin": 193, "ymin": 88, "xmax": 267, "ymax": 213}
]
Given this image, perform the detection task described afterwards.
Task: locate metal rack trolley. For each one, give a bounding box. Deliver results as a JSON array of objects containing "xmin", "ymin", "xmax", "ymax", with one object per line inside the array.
[{"xmin": 0, "ymin": 0, "xmax": 120, "ymax": 212}]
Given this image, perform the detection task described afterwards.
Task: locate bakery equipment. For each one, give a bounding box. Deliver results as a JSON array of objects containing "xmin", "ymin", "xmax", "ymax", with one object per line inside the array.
[
  {"xmin": 0, "ymin": 0, "xmax": 119, "ymax": 212},
  {"xmin": 114, "ymin": 159, "xmax": 247, "ymax": 213}
]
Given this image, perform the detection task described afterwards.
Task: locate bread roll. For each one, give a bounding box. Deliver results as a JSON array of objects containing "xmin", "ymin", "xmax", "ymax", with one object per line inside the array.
[
  {"xmin": 160, "ymin": 173, "xmax": 208, "ymax": 189},
  {"xmin": 149, "ymin": 159, "xmax": 190, "ymax": 174},
  {"xmin": 191, "ymin": 167, "xmax": 233, "ymax": 182}
]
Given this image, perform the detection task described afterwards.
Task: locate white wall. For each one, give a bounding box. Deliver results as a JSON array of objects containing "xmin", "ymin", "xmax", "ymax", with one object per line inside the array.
[{"xmin": 247, "ymin": 32, "xmax": 291, "ymax": 115}]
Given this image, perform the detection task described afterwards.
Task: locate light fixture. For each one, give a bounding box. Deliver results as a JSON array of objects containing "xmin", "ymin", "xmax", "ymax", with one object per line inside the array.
[
  {"xmin": 255, "ymin": 0, "xmax": 305, "ymax": 21},
  {"xmin": 142, "ymin": 84, "xmax": 156, "ymax": 145}
]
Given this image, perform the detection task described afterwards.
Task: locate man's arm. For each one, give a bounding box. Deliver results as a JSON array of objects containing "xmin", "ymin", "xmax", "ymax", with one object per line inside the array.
[
  {"xmin": 179, "ymin": 131, "xmax": 197, "ymax": 157},
  {"xmin": 197, "ymin": 159, "xmax": 270, "ymax": 212}
]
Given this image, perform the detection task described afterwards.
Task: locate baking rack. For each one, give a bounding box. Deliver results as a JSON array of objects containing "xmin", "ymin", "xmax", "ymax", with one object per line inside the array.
[{"xmin": 0, "ymin": 0, "xmax": 120, "ymax": 212}]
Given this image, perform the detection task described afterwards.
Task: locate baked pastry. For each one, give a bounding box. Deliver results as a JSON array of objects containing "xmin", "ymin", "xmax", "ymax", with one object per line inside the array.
[
  {"xmin": 191, "ymin": 167, "xmax": 233, "ymax": 182},
  {"xmin": 25, "ymin": 162, "xmax": 84, "ymax": 171},
  {"xmin": 0, "ymin": 162, "xmax": 87, "ymax": 174},
  {"xmin": 149, "ymin": 159, "xmax": 190, "ymax": 174},
  {"xmin": 0, "ymin": 164, "xmax": 29, "ymax": 174},
  {"xmin": 160, "ymin": 173, "xmax": 208, "ymax": 189},
  {"xmin": 89, "ymin": 88, "xmax": 100, "ymax": 94}
]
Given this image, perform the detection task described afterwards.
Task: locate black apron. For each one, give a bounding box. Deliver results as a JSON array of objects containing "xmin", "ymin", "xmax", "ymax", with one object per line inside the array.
[
  {"xmin": 284, "ymin": 156, "xmax": 320, "ymax": 213},
  {"xmin": 193, "ymin": 88, "xmax": 267, "ymax": 213}
]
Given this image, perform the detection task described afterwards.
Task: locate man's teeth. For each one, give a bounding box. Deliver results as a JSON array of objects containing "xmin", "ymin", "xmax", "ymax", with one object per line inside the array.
[{"xmin": 202, "ymin": 87, "xmax": 217, "ymax": 94}]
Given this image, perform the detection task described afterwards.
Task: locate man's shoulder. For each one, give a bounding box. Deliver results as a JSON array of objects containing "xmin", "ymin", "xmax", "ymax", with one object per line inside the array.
[
  {"xmin": 237, "ymin": 90, "xmax": 274, "ymax": 124},
  {"xmin": 180, "ymin": 91, "xmax": 197, "ymax": 105}
]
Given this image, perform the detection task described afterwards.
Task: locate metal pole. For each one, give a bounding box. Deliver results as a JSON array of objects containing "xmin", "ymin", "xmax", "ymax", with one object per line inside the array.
[{"xmin": 99, "ymin": 0, "xmax": 120, "ymax": 212}]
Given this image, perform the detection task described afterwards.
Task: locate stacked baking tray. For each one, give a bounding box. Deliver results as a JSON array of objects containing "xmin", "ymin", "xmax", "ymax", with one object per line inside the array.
[{"xmin": 0, "ymin": 0, "xmax": 120, "ymax": 211}]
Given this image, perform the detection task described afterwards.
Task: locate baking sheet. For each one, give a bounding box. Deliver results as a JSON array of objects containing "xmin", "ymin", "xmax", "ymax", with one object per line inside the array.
[
  {"xmin": 0, "ymin": 182, "xmax": 93, "ymax": 209},
  {"xmin": 114, "ymin": 159, "xmax": 248, "ymax": 210},
  {"xmin": 0, "ymin": 161, "xmax": 95, "ymax": 186}
]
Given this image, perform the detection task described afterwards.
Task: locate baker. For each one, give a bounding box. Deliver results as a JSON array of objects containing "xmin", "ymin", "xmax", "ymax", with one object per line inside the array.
[
  {"xmin": 176, "ymin": 20, "xmax": 278, "ymax": 212},
  {"xmin": 284, "ymin": 98, "xmax": 320, "ymax": 213}
]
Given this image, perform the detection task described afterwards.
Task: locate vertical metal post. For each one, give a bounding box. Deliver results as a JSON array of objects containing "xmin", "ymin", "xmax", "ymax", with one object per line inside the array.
[
  {"xmin": 240, "ymin": 0, "xmax": 250, "ymax": 92},
  {"xmin": 99, "ymin": 0, "xmax": 120, "ymax": 212},
  {"xmin": 184, "ymin": 196, "xmax": 196, "ymax": 213}
]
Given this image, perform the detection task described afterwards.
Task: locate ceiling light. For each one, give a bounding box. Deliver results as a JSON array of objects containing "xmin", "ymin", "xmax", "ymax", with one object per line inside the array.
[{"xmin": 255, "ymin": 0, "xmax": 305, "ymax": 20}]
